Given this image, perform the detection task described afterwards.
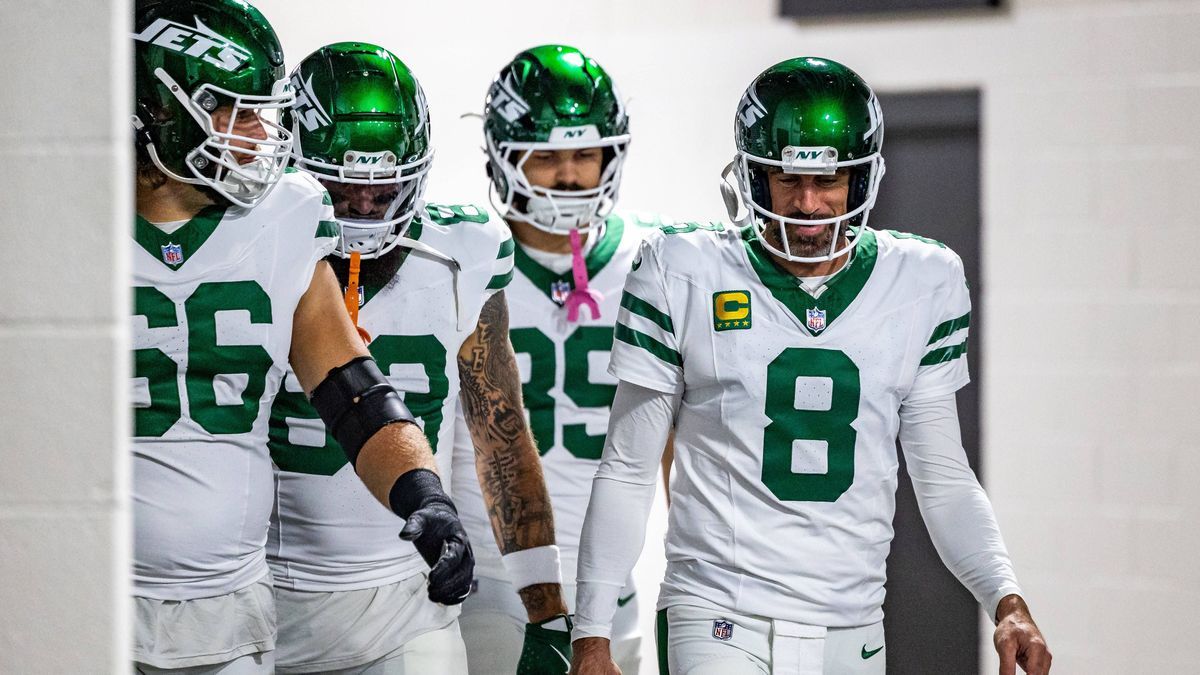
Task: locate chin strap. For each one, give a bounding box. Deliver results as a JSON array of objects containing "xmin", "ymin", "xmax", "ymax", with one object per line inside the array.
[
  {"xmin": 342, "ymin": 251, "xmax": 372, "ymax": 344},
  {"xmin": 564, "ymin": 228, "xmax": 602, "ymax": 323}
]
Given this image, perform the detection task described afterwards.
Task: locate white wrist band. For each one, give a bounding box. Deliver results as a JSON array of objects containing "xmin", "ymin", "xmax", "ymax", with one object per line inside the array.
[{"xmin": 501, "ymin": 545, "xmax": 563, "ymax": 591}]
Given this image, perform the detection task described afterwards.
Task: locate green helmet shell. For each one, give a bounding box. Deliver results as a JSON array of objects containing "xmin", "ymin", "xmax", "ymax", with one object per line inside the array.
[
  {"xmin": 286, "ymin": 42, "xmax": 433, "ymax": 259},
  {"xmin": 484, "ymin": 44, "xmax": 628, "ymax": 144},
  {"xmin": 730, "ymin": 57, "xmax": 886, "ymax": 263},
  {"xmin": 483, "ymin": 45, "xmax": 631, "ymax": 234},
  {"xmin": 133, "ymin": 0, "xmax": 293, "ymax": 207},
  {"xmin": 286, "ymin": 42, "xmax": 431, "ymax": 181}
]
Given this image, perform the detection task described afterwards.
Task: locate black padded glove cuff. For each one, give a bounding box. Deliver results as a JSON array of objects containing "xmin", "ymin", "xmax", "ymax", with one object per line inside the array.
[{"xmin": 388, "ymin": 468, "xmax": 456, "ymax": 519}]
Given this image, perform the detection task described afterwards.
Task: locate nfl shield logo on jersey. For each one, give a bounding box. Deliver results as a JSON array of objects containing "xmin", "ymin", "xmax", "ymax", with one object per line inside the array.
[
  {"xmin": 160, "ymin": 242, "xmax": 183, "ymax": 266},
  {"xmin": 712, "ymin": 620, "xmax": 734, "ymax": 641},
  {"xmin": 806, "ymin": 307, "xmax": 827, "ymax": 333},
  {"xmin": 550, "ymin": 280, "xmax": 572, "ymax": 306},
  {"xmin": 356, "ymin": 285, "xmax": 365, "ymax": 307}
]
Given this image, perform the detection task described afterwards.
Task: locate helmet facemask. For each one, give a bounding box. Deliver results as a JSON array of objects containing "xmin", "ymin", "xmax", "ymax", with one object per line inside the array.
[
  {"xmin": 144, "ymin": 67, "xmax": 294, "ymax": 209},
  {"xmin": 486, "ymin": 130, "xmax": 629, "ymax": 235},
  {"xmin": 299, "ymin": 147, "xmax": 433, "ymax": 260},
  {"xmin": 732, "ymin": 148, "xmax": 885, "ymax": 264}
]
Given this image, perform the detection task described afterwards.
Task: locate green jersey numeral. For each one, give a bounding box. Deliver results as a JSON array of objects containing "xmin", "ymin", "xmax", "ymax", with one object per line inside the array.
[
  {"xmin": 268, "ymin": 334, "xmax": 448, "ymax": 475},
  {"xmin": 761, "ymin": 347, "xmax": 860, "ymax": 502},
  {"xmin": 424, "ymin": 204, "xmax": 489, "ymax": 225},
  {"xmin": 133, "ymin": 280, "xmax": 274, "ymax": 438},
  {"xmin": 133, "ymin": 286, "xmax": 182, "ymax": 437},
  {"xmin": 659, "ymin": 221, "xmax": 725, "ymax": 235},
  {"xmin": 510, "ymin": 325, "xmax": 615, "ymax": 460}
]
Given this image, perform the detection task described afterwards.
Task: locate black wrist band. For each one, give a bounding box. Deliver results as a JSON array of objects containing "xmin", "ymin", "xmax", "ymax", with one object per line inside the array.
[{"xmin": 388, "ymin": 468, "xmax": 456, "ymax": 519}]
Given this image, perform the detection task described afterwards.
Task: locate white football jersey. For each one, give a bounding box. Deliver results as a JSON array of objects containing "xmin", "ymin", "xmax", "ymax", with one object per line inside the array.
[
  {"xmin": 450, "ymin": 213, "xmax": 664, "ymax": 583},
  {"xmin": 268, "ymin": 203, "xmax": 513, "ymax": 592},
  {"xmin": 132, "ymin": 170, "xmax": 338, "ymax": 601},
  {"xmin": 609, "ymin": 225, "xmax": 971, "ymax": 628}
]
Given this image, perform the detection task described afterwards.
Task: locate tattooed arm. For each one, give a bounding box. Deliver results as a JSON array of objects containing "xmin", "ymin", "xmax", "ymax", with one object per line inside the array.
[{"xmin": 458, "ymin": 291, "xmax": 568, "ymax": 622}]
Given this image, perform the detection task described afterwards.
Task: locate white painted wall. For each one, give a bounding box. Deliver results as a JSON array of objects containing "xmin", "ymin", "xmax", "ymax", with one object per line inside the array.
[
  {"xmin": 0, "ymin": 0, "xmax": 131, "ymax": 672},
  {"xmin": 3, "ymin": 0, "xmax": 1194, "ymax": 671}
]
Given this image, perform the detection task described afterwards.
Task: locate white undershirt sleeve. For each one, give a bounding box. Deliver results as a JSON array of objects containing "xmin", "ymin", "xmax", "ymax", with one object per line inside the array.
[
  {"xmin": 899, "ymin": 393, "xmax": 1023, "ymax": 621},
  {"xmin": 573, "ymin": 380, "xmax": 680, "ymax": 641}
]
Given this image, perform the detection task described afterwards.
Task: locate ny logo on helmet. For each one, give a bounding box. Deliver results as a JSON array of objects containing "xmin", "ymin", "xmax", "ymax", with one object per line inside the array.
[
  {"xmin": 133, "ymin": 17, "xmax": 251, "ymax": 73},
  {"xmin": 290, "ymin": 73, "xmax": 333, "ymax": 133}
]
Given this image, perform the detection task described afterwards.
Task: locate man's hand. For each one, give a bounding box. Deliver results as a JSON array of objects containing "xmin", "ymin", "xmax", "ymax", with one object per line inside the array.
[
  {"xmin": 517, "ymin": 614, "xmax": 573, "ymax": 674},
  {"xmin": 569, "ymin": 637, "xmax": 620, "ymax": 675},
  {"xmin": 399, "ymin": 502, "xmax": 475, "ymax": 605},
  {"xmin": 993, "ymin": 594, "xmax": 1051, "ymax": 675}
]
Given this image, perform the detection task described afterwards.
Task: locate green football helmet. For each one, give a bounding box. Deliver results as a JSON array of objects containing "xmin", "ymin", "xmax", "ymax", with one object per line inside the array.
[
  {"xmin": 133, "ymin": 0, "xmax": 294, "ymax": 208},
  {"xmin": 285, "ymin": 42, "xmax": 432, "ymax": 259},
  {"xmin": 726, "ymin": 57, "xmax": 886, "ymax": 263},
  {"xmin": 483, "ymin": 44, "xmax": 630, "ymax": 234}
]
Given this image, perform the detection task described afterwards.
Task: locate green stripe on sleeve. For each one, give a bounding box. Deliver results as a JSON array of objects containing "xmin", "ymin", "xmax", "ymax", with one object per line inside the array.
[
  {"xmin": 496, "ymin": 237, "xmax": 515, "ymax": 258},
  {"xmin": 316, "ymin": 220, "xmax": 340, "ymax": 239},
  {"xmin": 614, "ymin": 323, "xmax": 682, "ymax": 367},
  {"xmin": 485, "ymin": 269, "xmax": 514, "ymax": 290},
  {"xmin": 927, "ymin": 311, "xmax": 970, "ymax": 345},
  {"xmin": 920, "ymin": 341, "xmax": 968, "ymax": 366},
  {"xmin": 620, "ymin": 291, "xmax": 675, "ymax": 334}
]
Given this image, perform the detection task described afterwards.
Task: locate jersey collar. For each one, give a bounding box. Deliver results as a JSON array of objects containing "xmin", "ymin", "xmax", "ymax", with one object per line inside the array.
[
  {"xmin": 511, "ymin": 213, "xmax": 625, "ymax": 305},
  {"xmin": 133, "ymin": 205, "xmax": 228, "ymax": 270},
  {"xmin": 742, "ymin": 226, "xmax": 878, "ymax": 336}
]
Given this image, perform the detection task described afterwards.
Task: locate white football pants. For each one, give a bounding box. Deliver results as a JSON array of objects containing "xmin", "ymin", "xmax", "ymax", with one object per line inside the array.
[{"xmin": 660, "ymin": 604, "xmax": 885, "ymax": 675}]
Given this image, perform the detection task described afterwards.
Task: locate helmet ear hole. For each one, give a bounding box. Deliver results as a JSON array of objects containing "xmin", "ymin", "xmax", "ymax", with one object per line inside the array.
[{"xmin": 747, "ymin": 163, "xmax": 772, "ymax": 215}]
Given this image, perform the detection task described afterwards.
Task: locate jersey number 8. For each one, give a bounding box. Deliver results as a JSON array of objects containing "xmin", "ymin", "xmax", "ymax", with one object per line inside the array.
[{"xmin": 762, "ymin": 347, "xmax": 860, "ymax": 502}]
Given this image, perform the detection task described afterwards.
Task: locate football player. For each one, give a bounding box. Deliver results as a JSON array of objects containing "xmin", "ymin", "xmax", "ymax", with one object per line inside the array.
[
  {"xmin": 570, "ymin": 58, "xmax": 1052, "ymax": 675},
  {"xmin": 452, "ymin": 45, "xmax": 667, "ymax": 675},
  {"xmin": 132, "ymin": 4, "xmax": 472, "ymax": 673},
  {"xmin": 267, "ymin": 42, "xmax": 567, "ymax": 674}
]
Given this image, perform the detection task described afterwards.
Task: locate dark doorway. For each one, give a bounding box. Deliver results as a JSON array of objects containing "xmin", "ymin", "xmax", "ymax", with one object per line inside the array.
[{"xmin": 871, "ymin": 90, "xmax": 983, "ymax": 675}]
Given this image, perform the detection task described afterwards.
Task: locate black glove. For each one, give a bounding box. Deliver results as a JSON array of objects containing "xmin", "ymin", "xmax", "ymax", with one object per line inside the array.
[
  {"xmin": 390, "ymin": 469, "xmax": 476, "ymax": 606},
  {"xmin": 399, "ymin": 500, "xmax": 475, "ymax": 605}
]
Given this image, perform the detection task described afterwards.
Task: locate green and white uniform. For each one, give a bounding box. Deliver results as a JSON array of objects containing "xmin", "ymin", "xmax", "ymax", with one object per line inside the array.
[
  {"xmin": 131, "ymin": 171, "xmax": 337, "ymax": 667},
  {"xmin": 267, "ymin": 203, "xmax": 512, "ymax": 673},
  {"xmin": 607, "ymin": 225, "xmax": 972, "ymax": 627},
  {"xmin": 575, "ymin": 224, "xmax": 1022, "ymax": 673},
  {"xmin": 452, "ymin": 213, "xmax": 662, "ymax": 673}
]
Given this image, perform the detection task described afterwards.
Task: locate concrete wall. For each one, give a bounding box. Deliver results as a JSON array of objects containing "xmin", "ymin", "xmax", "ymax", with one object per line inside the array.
[{"xmin": 0, "ymin": 0, "xmax": 131, "ymax": 672}]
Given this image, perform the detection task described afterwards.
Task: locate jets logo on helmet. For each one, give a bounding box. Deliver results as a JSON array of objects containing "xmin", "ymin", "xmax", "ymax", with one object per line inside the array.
[
  {"xmin": 737, "ymin": 91, "xmax": 767, "ymax": 128},
  {"xmin": 290, "ymin": 73, "xmax": 333, "ymax": 133},
  {"xmin": 489, "ymin": 73, "xmax": 533, "ymax": 124},
  {"xmin": 133, "ymin": 16, "xmax": 252, "ymax": 72}
]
